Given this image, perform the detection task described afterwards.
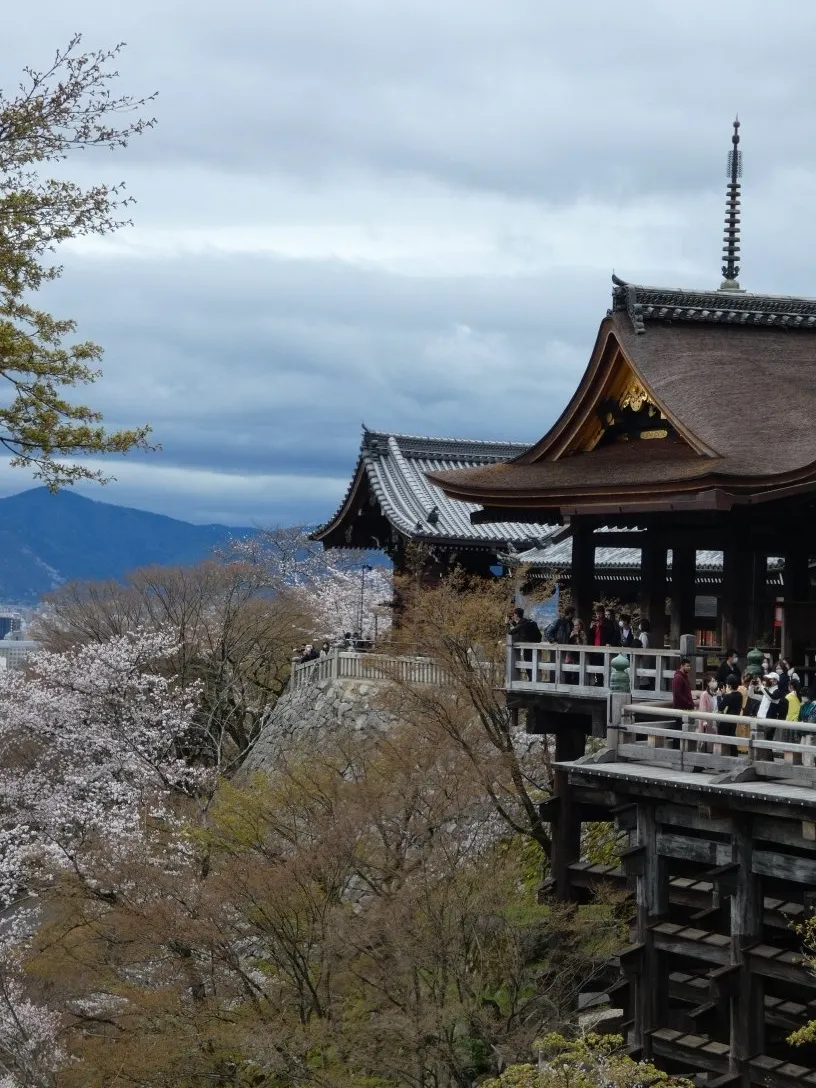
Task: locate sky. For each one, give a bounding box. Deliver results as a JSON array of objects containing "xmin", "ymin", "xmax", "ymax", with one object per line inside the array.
[{"xmin": 4, "ymin": 0, "xmax": 816, "ymax": 527}]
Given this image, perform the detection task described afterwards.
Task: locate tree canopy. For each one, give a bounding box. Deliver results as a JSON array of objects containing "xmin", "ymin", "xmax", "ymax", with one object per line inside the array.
[{"xmin": 0, "ymin": 35, "xmax": 155, "ymax": 487}]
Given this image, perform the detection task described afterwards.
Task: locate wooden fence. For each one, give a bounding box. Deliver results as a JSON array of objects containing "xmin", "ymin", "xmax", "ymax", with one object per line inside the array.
[
  {"xmin": 608, "ymin": 703, "xmax": 816, "ymax": 786},
  {"xmin": 291, "ymin": 649, "xmax": 450, "ymax": 690},
  {"xmin": 506, "ymin": 640, "xmax": 684, "ymax": 699}
]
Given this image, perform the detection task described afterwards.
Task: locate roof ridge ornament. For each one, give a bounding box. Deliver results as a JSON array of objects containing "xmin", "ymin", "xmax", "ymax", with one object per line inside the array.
[{"xmin": 720, "ymin": 117, "xmax": 744, "ymax": 292}]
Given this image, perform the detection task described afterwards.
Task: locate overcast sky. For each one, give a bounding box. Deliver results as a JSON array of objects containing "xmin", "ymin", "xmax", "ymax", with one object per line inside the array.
[{"xmin": 4, "ymin": 1, "xmax": 816, "ymax": 526}]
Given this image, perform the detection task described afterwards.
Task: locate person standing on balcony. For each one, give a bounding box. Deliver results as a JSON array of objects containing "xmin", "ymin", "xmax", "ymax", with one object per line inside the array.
[
  {"xmin": 696, "ymin": 674, "xmax": 719, "ymax": 752},
  {"xmin": 590, "ymin": 605, "xmax": 619, "ymax": 647},
  {"xmin": 546, "ymin": 605, "xmax": 576, "ymax": 645},
  {"xmin": 782, "ymin": 678, "xmax": 802, "ymax": 726},
  {"xmin": 619, "ymin": 614, "xmax": 636, "ymax": 648},
  {"xmin": 508, "ymin": 606, "xmax": 541, "ymax": 681},
  {"xmin": 758, "ymin": 673, "xmax": 782, "ymax": 720},
  {"xmin": 717, "ymin": 676, "xmax": 743, "ymax": 736},
  {"xmin": 716, "ymin": 650, "xmax": 740, "ymax": 687},
  {"xmin": 589, "ymin": 605, "xmax": 619, "ymax": 686},
  {"xmin": 671, "ymin": 658, "xmax": 695, "ymax": 711},
  {"xmin": 638, "ymin": 618, "xmax": 651, "ymax": 648}
]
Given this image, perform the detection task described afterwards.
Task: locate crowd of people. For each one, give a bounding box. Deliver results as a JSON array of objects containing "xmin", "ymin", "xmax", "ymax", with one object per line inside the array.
[
  {"xmin": 508, "ymin": 606, "xmax": 816, "ymax": 736},
  {"xmin": 293, "ymin": 632, "xmax": 373, "ymax": 663},
  {"xmin": 507, "ymin": 604, "xmax": 651, "ymax": 651},
  {"xmin": 671, "ymin": 651, "xmax": 816, "ymax": 738}
]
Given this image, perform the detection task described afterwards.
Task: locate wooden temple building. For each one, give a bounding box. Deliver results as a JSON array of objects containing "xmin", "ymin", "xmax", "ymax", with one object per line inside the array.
[
  {"xmin": 425, "ymin": 121, "xmax": 816, "ymax": 1086},
  {"xmin": 315, "ymin": 430, "xmax": 785, "ymax": 647},
  {"xmin": 311, "ymin": 428, "xmax": 556, "ymax": 575}
]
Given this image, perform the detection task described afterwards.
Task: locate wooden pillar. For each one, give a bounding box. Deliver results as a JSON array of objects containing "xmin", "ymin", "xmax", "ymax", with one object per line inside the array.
[
  {"xmin": 634, "ymin": 802, "xmax": 668, "ymax": 1056},
  {"xmin": 784, "ymin": 547, "xmax": 811, "ymax": 601},
  {"xmin": 551, "ymin": 727, "xmax": 587, "ymax": 901},
  {"xmin": 730, "ymin": 816, "xmax": 764, "ymax": 1076},
  {"xmin": 749, "ymin": 551, "xmax": 767, "ymax": 647},
  {"xmin": 640, "ymin": 529, "xmax": 667, "ymax": 647},
  {"xmin": 782, "ymin": 549, "xmax": 812, "ymax": 663},
  {"xmin": 571, "ymin": 521, "xmax": 596, "ymax": 623},
  {"xmin": 721, "ymin": 542, "xmax": 751, "ymax": 653},
  {"xmin": 669, "ymin": 545, "xmax": 697, "ymax": 646}
]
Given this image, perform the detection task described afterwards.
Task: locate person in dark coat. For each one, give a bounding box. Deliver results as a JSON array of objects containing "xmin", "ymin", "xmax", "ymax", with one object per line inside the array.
[
  {"xmin": 717, "ymin": 676, "xmax": 743, "ymax": 735},
  {"xmin": 549, "ymin": 606, "xmax": 576, "ymax": 645},
  {"xmin": 507, "ymin": 607, "xmax": 541, "ymax": 644},
  {"xmin": 716, "ymin": 650, "xmax": 740, "ymax": 687},
  {"xmin": 619, "ymin": 614, "xmax": 636, "ymax": 648},
  {"xmin": 590, "ymin": 606, "xmax": 619, "ymax": 648}
]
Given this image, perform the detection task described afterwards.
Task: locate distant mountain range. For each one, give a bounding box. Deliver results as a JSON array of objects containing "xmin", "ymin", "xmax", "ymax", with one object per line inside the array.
[{"xmin": 0, "ymin": 488, "xmax": 253, "ymax": 604}]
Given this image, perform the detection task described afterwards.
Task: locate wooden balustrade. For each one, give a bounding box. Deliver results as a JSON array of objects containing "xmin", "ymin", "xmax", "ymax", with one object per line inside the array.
[
  {"xmin": 505, "ymin": 639, "xmax": 683, "ymax": 699},
  {"xmin": 291, "ymin": 649, "xmax": 451, "ymax": 690},
  {"xmin": 609, "ymin": 703, "xmax": 816, "ymax": 784}
]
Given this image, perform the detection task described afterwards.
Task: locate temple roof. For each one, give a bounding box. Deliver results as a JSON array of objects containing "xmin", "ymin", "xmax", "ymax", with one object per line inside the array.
[
  {"xmin": 429, "ymin": 298, "xmax": 816, "ymax": 517},
  {"xmin": 611, "ymin": 277, "xmax": 816, "ymax": 334},
  {"xmin": 312, "ymin": 429, "xmax": 557, "ymax": 550},
  {"xmin": 508, "ymin": 535, "xmax": 784, "ymax": 584}
]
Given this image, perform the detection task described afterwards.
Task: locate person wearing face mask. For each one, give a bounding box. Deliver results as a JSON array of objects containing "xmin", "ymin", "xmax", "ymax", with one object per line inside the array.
[
  {"xmin": 696, "ymin": 674, "xmax": 719, "ymax": 751},
  {"xmin": 718, "ymin": 676, "xmax": 744, "ymax": 734},
  {"xmin": 744, "ymin": 673, "xmax": 763, "ymax": 716}
]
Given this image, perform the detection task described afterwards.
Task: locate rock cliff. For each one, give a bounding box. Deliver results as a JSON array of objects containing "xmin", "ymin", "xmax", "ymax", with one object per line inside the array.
[{"xmin": 244, "ymin": 676, "xmax": 398, "ymax": 773}]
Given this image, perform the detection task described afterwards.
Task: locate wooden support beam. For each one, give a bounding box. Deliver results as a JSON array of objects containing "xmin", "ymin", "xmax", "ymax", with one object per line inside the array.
[
  {"xmin": 750, "ymin": 551, "xmax": 768, "ymax": 648},
  {"xmin": 670, "ymin": 545, "xmax": 697, "ymax": 646},
  {"xmin": 572, "ymin": 520, "xmax": 596, "ymax": 623},
  {"xmin": 640, "ymin": 529, "xmax": 667, "ymax": 647},
  {"xmin": 550, "ymin": 728, "xmax": 587, "ymax": 901},
  {"xmin": 730, "ymin": 816, "xmax": 764, "ymax": 1076},
  {"xmin": 634, "ymin": 804, "xmax": 668, "ymax": 1056},
  {"xmin": 722, "ymin": 541, "xmax": 752, "ymax": 653}
]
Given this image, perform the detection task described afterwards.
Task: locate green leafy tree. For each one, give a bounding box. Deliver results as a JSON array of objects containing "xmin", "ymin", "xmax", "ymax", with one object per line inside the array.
[
  {"xmin": 0, "ymin": 34, "xmax": 155, "ymax": 487},
  {"xmin": 482, "ymin": 1033, "xmax": 693, "ymax": 1088},
  {"xmin": 789, "ymin": 915, "xmax": 816, "ymax": 1046}
]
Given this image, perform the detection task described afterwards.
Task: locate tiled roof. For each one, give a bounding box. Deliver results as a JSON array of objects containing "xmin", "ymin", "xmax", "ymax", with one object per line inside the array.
[
  {"xmin": 513, "ymin": 538, "xmax": 784, "ymax": 574},
  {"xmin": 430, "ymin": 309, "xmax": 816, "ymax": 511},
  {"xmin": 312, "ymin": 429, "xmax": 557, "ymax": 549},
  {"xmin": 612, "ymin": 275, "xmax": 816, "ymax": 334},
  {"xmin": 513, "ymin": 538, "xmax": 726, "ymax": 571}
]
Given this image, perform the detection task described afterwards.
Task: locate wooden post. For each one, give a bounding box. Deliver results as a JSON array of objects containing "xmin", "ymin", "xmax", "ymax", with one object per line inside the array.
[
  {"xmin": 749, "ymin": 551, "xmax": 767, "ymax": 647},
  {"xmin": 641, "ymin": 529, "xmax": 667, "ymax": 647},
  {"xmin": 607, "ymin": 692, "xmax": 629, "ymax": 755},
  {"xmin": 730, "ymin": 816, "xmax": 764, "ymax": 1076},
  {"xmin": 782, "ymin": 549, "xmax": 812, "ymax": 663},
  {"xmin": 571, "ymin": 520, "xmax": 596, "ymax": 624},
  {"xmin": 722, "ymin": 542, "xmax": 751, "ymax": 653},
  {"xmin": 551, "ymin": 727, "xmax": 587, "ymax": 901},
  {"xmin": 634, "ymin": 802, "xmax": 668, "ymax": 1056},
  {"xmin": 670, "ymin": 545, "xmax": 697, "ymax": 647}
]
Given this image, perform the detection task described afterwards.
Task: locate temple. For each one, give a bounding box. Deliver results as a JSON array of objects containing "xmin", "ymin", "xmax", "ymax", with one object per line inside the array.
[
  {"xmin": 311, "ymin": 428, "xmax": 557, "ymax": 576},
  {"xmin": 424, "ymin": 120, "xmax": 816, "ymax": 1085},
  {"xmin": 314, "ymin": 432, "xmax": 784, "ymax": 646}
]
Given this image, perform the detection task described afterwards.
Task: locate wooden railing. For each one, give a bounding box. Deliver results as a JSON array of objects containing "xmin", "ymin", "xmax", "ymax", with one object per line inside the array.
[
  {"xmin": 291, "ymin": 649, "xmax": 450, "ymax": 690},
  {"xmin": 607, "ymin": 703, "xmax": 816, "ymax": 786},
  {"xmin": 505, "ymin": 640, "xmax": 683, "ymax": 699}
]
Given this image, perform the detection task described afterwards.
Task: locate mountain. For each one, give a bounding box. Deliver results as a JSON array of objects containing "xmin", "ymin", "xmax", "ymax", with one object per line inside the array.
[{"xmin": 0, "ymin": 488, "xmax": 253, "ymax": 603}]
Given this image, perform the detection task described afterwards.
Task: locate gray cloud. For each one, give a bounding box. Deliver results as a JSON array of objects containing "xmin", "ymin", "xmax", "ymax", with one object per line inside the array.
[{"xmin": 2, "ymin": 0, "xmax": 816, "ymax": 525}]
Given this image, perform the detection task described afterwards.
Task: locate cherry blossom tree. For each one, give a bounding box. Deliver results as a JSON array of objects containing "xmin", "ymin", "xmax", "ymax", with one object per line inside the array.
[
  {"xmin": 0, "ymin": 629, "xmax": 205, "ymax": 1086},
  {"xmin": 0, "ymin": 629, "xmax": 203, "ymax": 909},
  {"xmin": 224, "ymin": 526, "xmax": 393, "ymax": 641}
]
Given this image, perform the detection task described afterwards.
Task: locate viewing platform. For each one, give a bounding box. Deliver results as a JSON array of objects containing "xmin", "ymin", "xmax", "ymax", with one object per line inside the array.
[
  {"xmin": 505, "ymin": 639, "xmax": 684, "ymax": 700},
  {"xmin": 291, "ymin": 648, "xmax": 451, "ymax": 690},
  {"xmin": 546, "ymin": 700, "xmax": 816, "ymax": 1086}
]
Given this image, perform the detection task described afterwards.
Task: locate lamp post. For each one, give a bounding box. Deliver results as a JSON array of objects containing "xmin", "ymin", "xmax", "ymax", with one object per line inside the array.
[{"xmin": 359, "ymin": 564, "xmax": 372, "ymax": 637}]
